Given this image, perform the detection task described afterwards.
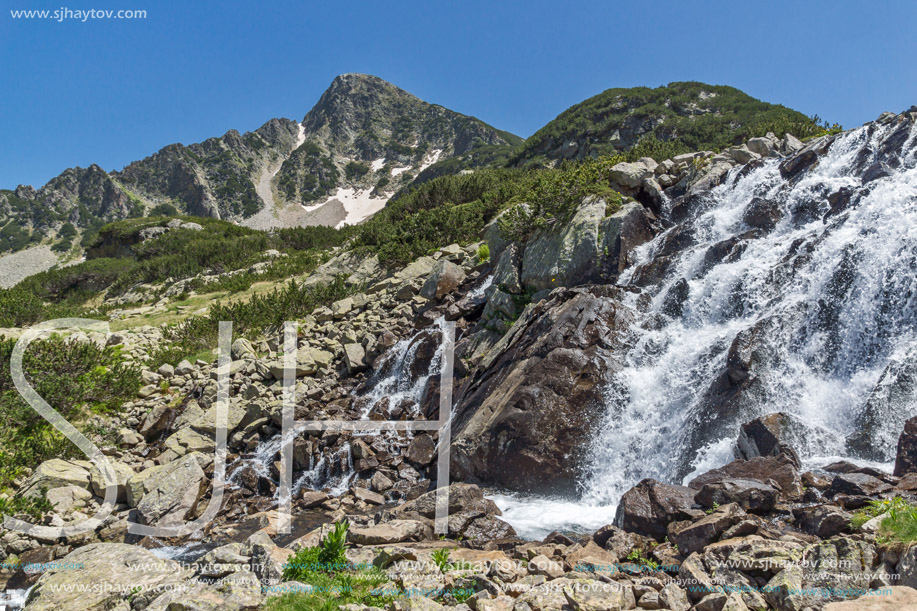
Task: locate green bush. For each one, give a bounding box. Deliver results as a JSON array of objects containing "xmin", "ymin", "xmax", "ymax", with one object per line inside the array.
[
  {"xmin": 477, "ymin": 243, "xmax": 490, "ymax": 262},
  {"xmin": 513, "ymin": 81, "xmax": 830, "ymax": 163},
  {"xmin": 148, "ymin": 203, "xmax": 179, "ymax": 217},
  {"xmin": 498, "ymin": 156, "xmax": 623, "ymax": 242},
  {"xmin": 0, "ymin": 494, "xmax": 52, "ymax": 521},
  {"xmin": 0, "ymin": 216, "xmax": 352, "ymax": 324},
  {"xmin": 352, "ymin": 157, "xmax": 624, "ymax": 265},
  {"xmin": 273, "ymin": 520, "xmax": 391, "ymax": 611},
  {"xmin": 344, "ymin": 161, "xmax": 370, "ymax": 180},
  {"xmin": 0, "ymin": 334, "xmax": 141, "ymax": 488},
  {"xmin": 153, "ymin": 276, "xmax": 353, "ymax": 365},
  {"xmin": 58, "ymin": 222, "xmax": 77, "ymax": 239}
]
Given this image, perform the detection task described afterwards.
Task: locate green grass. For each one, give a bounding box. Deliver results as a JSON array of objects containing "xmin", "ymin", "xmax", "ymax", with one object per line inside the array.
[
  {"xmin": 851, "ymin": 497, "xmax": 917, "ymax": 543},
  {"xmin": 0, "ymin": 493, "xmax": 53, "ymax": 521},
  {"xmin": 152, "ymin": 276, "xmax": 355, "ymax": 365},
  {"xmin": 269, "ymin": 520, "xmax": 393, "ymax": 611},
  {"xmin": 0, "ymin": 216, "xmax": 354, "ymax": 328}
]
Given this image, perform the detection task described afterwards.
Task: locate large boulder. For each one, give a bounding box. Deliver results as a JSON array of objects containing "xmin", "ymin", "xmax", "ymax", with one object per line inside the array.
[
  {"xmin": 792, "ymin": 504, "xmax": 853, "ymax": 538},
  {"xmin": 517, "ymin": 577, "xmax": 635, "ymax": 611},
  {"xmin": 826, "ymin": 472, "xmax": 892, "ymax": 498},
  {"xmin": 519, "ymin": 197, "xmax": 656, "ymax": 292},
  {"xmin": 149, "ymin": 571, "xmax": 262, "ymax": 610},
  {"xmin": 669, "ymin": 503, "xmax": 746, "ymax": 555},
  {"xmin": 420, "ymin": 260, "xmax": 466, "ymax": 301},
  {"xmin": 491, "ymin": 243, "xmax": 523, "ymax": 294},
  {"xmin": 392, "ymin": 483, "xmax": 501, "ymax": 519},
  {"xmin": 520, "ymin": 196, "xmax": 606, "ymax": 292},
  {"xmin": 764, "ymin": 538, "xmax": 879, "ymax": 610},
  {"xmin": 136, "ymin": 453, "xmax": 207, "ymax": 527},
  {"xmin": 735, "ymin": 413, "xmax": 802, "ymax": 467},
  {"xmin": 609, "ymin": 158, "xmax": 657, "ymax": 189},
  {"xmin": 348, "ymin": 520, "xmax": 432, "ymax": 545},
  {"xmin": 613, "ymin": 478, "xmax": 704, "ymax": 541},
  {"xmin": 451, "ymin": 286, "xmax": 634, "ymax": 494},
  {"xmin": 24, "ymin": 543, "xmax": 195, "ymax": 611},
  {"xmin": 694, "ymin": 478, "xmax": 778, "ymax": 514},
  {"xmin": 19, "ymin": 459, "xmax": 91, "ymax": 498},
  {"xmin": 689, "ymin": 454, "xmax": 804, "ymax": 501},
  {"xmin": 343, "ymin": 343, "xmax": 368, "ymax": 373},
  {"xmin": 88, "ymin": 460, "xmax": 135, "ymax": 504}
]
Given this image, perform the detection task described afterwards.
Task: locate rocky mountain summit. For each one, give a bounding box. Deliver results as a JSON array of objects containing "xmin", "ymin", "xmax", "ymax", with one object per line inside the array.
[
  {"xmin": 0, "ymin": 74, "xmax": 520, "ymax": 262},
  {"xmin": 3, "ymin": 106, "xmax": 917, "ymax": 610}
]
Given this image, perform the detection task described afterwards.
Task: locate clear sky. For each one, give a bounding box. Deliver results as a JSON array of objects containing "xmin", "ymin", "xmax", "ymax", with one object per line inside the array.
[{"xmin": 1, "ymin": 0, "xmax": 915, "ymax": 189}]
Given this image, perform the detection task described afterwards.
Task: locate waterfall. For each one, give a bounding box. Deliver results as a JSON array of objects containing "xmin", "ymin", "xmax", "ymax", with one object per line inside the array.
[
  {"xmin": 358, "ymin": 316, "xmax": 449, "ymax": 418},
  {"xmin": 228, "ymin": 317, "xmax": 449, "ymax": 500},
  {"xmin": 292, "ymin": 442, "xmax": 353, "ymax": 496},
  {"xmin": 581, "ymin": 119, "xmax": 917, "ymax": 505}
]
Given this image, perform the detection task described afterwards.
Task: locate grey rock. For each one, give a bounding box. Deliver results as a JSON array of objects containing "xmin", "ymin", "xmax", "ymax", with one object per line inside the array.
[
  {"xmin": 136, "ymin": 453, "xmax": 207, "ymax": 526},
  {"xmin": 420, "ymin": 260, "xmax": 466, "ymax": 301}
]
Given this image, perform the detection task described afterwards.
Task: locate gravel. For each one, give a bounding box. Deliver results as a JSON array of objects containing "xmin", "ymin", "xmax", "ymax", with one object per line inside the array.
[{"xmin": 0, "ymin": 245, "xmax": 60, "ymax": 288}]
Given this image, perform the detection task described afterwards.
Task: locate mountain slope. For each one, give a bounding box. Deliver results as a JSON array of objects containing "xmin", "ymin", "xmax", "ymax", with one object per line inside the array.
[
  {"xmin": 0, "ymin": 74, "xmax": 521, "ymax": 258},
  {"xmin": 114, "ymin": 117, "xmax": 304, "ymax": 221},
  {"xmin": 512, "ymin": 81, "xmax": 822, "ymax": 165},
  {"xmin": 271, "ymin": 74, "xmax": 522, "ymax": 227}
]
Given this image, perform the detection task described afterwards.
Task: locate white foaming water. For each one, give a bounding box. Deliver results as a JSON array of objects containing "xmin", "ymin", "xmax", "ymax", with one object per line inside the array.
[
  {"xmin": 465, "ymin": 274, "xmax": 494, "ymax": 300},
  {"xmin": 489, "ymin": 493, "xmax": 616, "ymax": 541},
  {"xmin": 230, "ymin": 318, "xmax": 448, "ymax": 502},
  {"xmin": 228, "ymin": 433, "xmax": 282, "ymax": 487},
  {"xmin": 0, "ymin": 587, "xmax": 31, "ymax": 611},
  {"xmin": 359, "ymin": 317, "xmax": 449, "ymax": 418},
  {"xmin": 292, "ymin": 442, "xmax": 354, "ymax": 496},
  {"xmin": 581, "ymin": 120, "xmax": 917, "ymax": 506}
]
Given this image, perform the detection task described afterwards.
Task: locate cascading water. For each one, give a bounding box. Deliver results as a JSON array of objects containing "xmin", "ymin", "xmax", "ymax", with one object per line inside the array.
[
  {"xmin": 228, "ymin": 317, "xmax": 450, "ymax": 501},
  {"xmin": 292, "ymin": 442, "xmax": 353, "ymax": 496},
  {"xmin": 358, "ymin": 316, "xmax": 450, "ymax": 418},
  {"xmin": 581, "ymin": 118, "xmax": 917, "ymax": 506}
]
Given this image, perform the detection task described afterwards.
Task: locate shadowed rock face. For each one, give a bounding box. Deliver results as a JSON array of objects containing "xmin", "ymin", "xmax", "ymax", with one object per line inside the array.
[{"xmin": 450, "ymin": 285, "xmax": 634, "ymax": 495}]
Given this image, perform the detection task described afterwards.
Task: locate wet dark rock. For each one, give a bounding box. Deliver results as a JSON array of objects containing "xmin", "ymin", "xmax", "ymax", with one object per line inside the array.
[
  {"xmin": 613, "ymin": 478, "xmax": 704, "ymax": 541},
  {"xmin": 825, "ymin": 186, "xmax": 854, "ymax": 220},
  {"xmin": 403, "ymin": 433, "xmax": 436, "ymax": 466},
  {"xmin": 822, "ymin": 461, "xmax": 895, "ymax": 483},
  {"xmin": 592, "ymin": 524, "xmax": 647, "ymax": 561},
  {"xmin": 792, "ymin": 504, "xmax": 852, "ymax": 538},
  {"xmin": 802, "ymin": 471, "xmax": 833, "ymax": 491},
  {"xmin": 735, "ymin": 413, "xmax": 802, "ymax": 468},
  {"xmin": 826, "ymin": 473, "xmax": 892, "ymax": 498},
  {"xmin": 688, "ymin": 454, "xmax": 803, "ymax": 501},
  {"xmin": 742, "ymin": 197, "xmax": 781, "ymax": 231},
  {"xmin": 669, "ymin": 503, "xmax": 746, "ymax": 555},
  {"xmin": 700, "ymin": 235, "xmax": 751, "ymax": 273},
  {"xmin": 458, "ymin": 515, "xmax": 517, "ymax": 542},
  {"xmin": 452, "ymin": 286, "xmax": 633, "ymax": 494},
  {"xmin": 778, "ymin": 136, "xmax": 834, "ymax": 180},
  {"xmin": 661, "ymin": 278, "xmax": 690, "ymax": 317},
  {"xmin": 895, "ymin": 415, "xmax": 917, "ymax": 476},
  {"xmin": 695, "ymin": 478, "xmax": 778, "ymax": 514}
]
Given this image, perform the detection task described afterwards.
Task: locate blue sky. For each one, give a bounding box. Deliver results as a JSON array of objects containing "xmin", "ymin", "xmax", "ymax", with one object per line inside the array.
[{"xmin": 1, "ymin": 0, "xmax": 915, "ymax": 188}]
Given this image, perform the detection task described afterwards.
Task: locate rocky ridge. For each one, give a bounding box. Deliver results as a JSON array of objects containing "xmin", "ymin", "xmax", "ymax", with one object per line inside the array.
[{"xmin": 0, "ymin": 74, "xmax": 521, "ymax": 257}]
